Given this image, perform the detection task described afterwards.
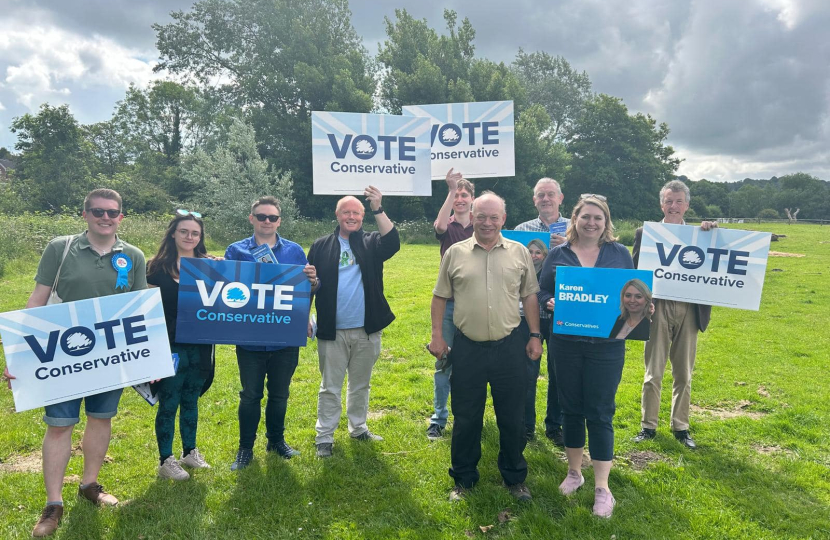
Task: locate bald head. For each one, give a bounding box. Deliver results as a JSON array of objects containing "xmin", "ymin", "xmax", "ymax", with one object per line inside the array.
[{"xmin": 474, "ymin": 191, "xmax": 506, "ymax": 214}]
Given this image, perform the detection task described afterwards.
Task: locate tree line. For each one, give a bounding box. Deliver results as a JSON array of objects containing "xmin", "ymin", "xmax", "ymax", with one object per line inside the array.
[{"xmin": 2, "ymin": 1, "xmax": 827, "ymax": 224}]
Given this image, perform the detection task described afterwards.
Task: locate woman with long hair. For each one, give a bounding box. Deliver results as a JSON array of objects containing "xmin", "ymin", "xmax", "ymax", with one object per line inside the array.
[
  {"xmin": 538, "ymin": 195, "xmax": 634, "ymax": 518},
  {"xmin": 608, "ymin": 279, "xmax": 653, "ymax": 340},
  {"xmin": 146, "ymin": 210, "xmax": 216, "ymax": 480}
]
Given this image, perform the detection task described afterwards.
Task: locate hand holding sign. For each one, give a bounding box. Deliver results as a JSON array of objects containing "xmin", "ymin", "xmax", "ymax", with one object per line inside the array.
[{"xmin": 3, "ymin": 366, "xmax": 14, "ymax": 390}]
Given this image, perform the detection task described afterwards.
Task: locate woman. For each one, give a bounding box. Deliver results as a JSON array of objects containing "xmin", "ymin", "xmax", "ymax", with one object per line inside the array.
[
  {"xmin": 146, "ymin": 210, "xmax": 216, "ymax": 480},
  {"xmin": 538, "ymin": 195, "xmax": 633, "ymax": 518},
  {"xmin": 521, "ymin": 238, "xmax": 550, "ymax": 440},
  {"xmin": 608, "ymin": 279, "xmax": 653, "ymax": 340}
]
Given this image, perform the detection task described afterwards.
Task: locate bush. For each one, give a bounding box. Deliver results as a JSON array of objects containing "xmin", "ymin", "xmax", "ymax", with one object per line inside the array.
[
  {"xmin": 705, "ymin": 204, "xmax": 723, "ymax": 218},
  {"xmin": 757, "ymin": 208, "xmax": 780, "ymax": 219}
]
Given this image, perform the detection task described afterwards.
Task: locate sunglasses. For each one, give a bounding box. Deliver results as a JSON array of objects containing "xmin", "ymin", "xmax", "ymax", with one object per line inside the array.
[
  {"xmin": 255, "ymin": 214, "xmax": 280, "ymax": 222},
  {"xmin": 580, "ymin": 193, "xmax": 607, "ymax": 201},
  {"xmin": 177, "ymin": 209, "xmax": 202, "ymax": 218},
  {"xmin": 88, "ymin": 208, "xmax": 121, "ymax": 218}
]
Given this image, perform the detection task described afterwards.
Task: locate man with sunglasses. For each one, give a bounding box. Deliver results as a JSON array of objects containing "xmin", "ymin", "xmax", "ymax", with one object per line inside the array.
[
  {"xmin": 223, "ymin": 196, "xmax": 319, "ymax": 470},
  {"xmin": 3, "ymin": 188, "xmax": 147, "ymax": 537}
]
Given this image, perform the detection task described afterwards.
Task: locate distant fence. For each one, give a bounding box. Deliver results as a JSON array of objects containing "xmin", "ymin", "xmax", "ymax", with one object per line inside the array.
[{"xmin": 687, "ymin": 218, "xmax": 828, "ymax": 226}]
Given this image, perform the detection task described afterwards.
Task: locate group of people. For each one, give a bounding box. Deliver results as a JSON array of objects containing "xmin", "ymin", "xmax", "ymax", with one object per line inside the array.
[{"xmin": 3, "ymin": 174, "xmax": 716, "ymax": 536}]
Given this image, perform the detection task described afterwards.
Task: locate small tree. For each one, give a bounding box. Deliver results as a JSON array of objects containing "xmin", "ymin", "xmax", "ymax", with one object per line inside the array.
[{"xmin": 757, "ymin": 208, "xmax": 779, "ymax": 220}]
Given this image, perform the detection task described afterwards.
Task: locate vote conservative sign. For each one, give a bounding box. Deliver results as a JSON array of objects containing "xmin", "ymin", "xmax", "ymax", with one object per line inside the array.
[
  {"xmin": 402, "ymin": 100, "xmax": 515, "ymax": 180},
  {"xmin": 176, "ymin": 258, "xmax": 311, "ymax": 348},
  {"xmin": 552, "ymin": 267, "xmax": 654, "ymax": 340},
  {"xmin": 0, "ymin": 289, "xmax": 174, "ymax": 412},
  {"xmin": 311, "ymin": 111, "xmax": 432, "ymax": 196},
  {"xmin": 637, "ymin": 222, "xmax": 771, "ymax": 310}
]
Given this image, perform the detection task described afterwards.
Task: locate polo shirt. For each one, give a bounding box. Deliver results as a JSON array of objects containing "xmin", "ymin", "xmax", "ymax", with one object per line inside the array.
[
  {"xmin": 434, "ymin": 234, "xmax": 539, "ymax": 342},
  {"xmin": 436, "ymin": 216, "xmax": 474, "ymax": 258},
  {"xmin": 34, "ymin": 232, "xmax": 147, "ymax": 302}
]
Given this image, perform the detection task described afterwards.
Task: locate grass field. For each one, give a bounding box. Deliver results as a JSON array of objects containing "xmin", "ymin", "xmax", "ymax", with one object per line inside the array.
[{"xmin": 0, "ymin": 223, "xmax": 828, "ymax": 539}]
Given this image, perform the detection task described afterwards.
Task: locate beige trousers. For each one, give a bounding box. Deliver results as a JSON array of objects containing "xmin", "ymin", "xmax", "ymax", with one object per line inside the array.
[
  {"xmin": 641, "ymin": 300, "xmax": 699, "ymax": 431},
  {"xmin": 315, "ymin": 328, "xmax": 381, "ymax": 444}
]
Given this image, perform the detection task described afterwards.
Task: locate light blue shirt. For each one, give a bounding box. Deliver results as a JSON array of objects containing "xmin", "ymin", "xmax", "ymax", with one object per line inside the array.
[{"xmin": 335, "ymin": 236, "xmax": 365, "ymax": 329}]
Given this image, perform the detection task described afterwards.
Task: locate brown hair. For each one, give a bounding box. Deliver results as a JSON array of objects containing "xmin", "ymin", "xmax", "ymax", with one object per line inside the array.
[
  {"xmin": 251, "ymin": 196, "xmax": 282, "ymax": 215},
  {"xmin": 618, "ymin": 279, "xmax": 653, "ymax": 321},
  {"xmin": 146, "ymin": 214, "xmax": 208, "ymax": 280},
  {"xmin": 565, "ymin": 196, "xmax": 618, "ymax": 245},
  {"xmin": 457, "ymin": 178, "xmax": 475, "ymax": 197},
  {"xmin": 84, "ymin": 189, "xmax": 122, "ymax": 211}
]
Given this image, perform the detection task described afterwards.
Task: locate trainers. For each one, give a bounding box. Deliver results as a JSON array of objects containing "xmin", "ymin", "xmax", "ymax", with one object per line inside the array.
[
  {"xmin": 181, "ymin": 448, "xmax": 211, "ymax": 469},
  {"xmin": 32, "ymin": 504, "xmax": 63, "ymax": 537},
  {"xmin": 673, "ymin": 430, "xmax": 697, "ymax": 449},
  {"xmin": 504, "ymin": 482, "xmax": 532, "ymax": 501},
  {"xmin": 593, "ymin": 487, "xmax": 616, "ymax": 518},
  {"xmin": 426, "ymin": 423, "xmax": 444, "ymax": 441},
  {"xmin": 230, "ymin": 448, "xmax": 254, "ymax": 471},
  {"xmin": 78, "ymin": 482, "xmax": 118, "ymax": 506},
  {"xmin": 558, "ymin": 469, "xmax": 585, "ymax": 496},
  {"xmin": 633, "ymin": 428, "xmax": 656, "ymax": 442},
  {"xmin": 352, "ymin": 431, "xmax": 383, "ymax": 441},
  {"xmin": 316, "ymin": 443, "xmax": 333, "ymax": 458},
  {"xmin": 545, "ymin": 427, "xmax": 565, "ymax": 447},
  {"xmin": 158, "ymin": 455, "xmax": 190, "ymax": 481},
  {"xmin": 449, "ymin": 485, "xmax": 468, "ymax": 502},
  {"xmin": 267, "ymin": 440, "xmax": 301, "ymax": 459}
]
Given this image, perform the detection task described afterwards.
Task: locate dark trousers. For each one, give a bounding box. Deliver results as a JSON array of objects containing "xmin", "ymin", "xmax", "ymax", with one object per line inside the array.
[
  {"xmin": 519, "ymin": 317, "xmax": 560, "ymax": 433},
  {"xmin": 542, "ymin": 320, "xmax": 564, "ymax": 434},
  {"xmin": 155, "ymin": 344, "xmax": 206, "ymax": 460},
  {"xmin": 236, "ymin": 346, "xmax": 299, "ymax": 449},
  {"xmin": 551, "ymin": 336, "xmax": 625, "ymax": 462},
  {"xmin": 449, "ymin": 328, "xmax": 528, "ymax": 488}
]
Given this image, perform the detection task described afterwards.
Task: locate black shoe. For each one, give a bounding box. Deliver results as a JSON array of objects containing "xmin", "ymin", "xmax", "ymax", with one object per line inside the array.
[
  {"xmin": 633, "ymin": 428, "xmax": 657, "ymax": 442},
  {"xmin": 545, "ymin": 427, "xmax": 565, "ymax": 447},
  {"xmin": 316, "ymin": 443, "xmax": 333, "ymax": 458},
  {"xmin": 449, "ymin": 485, "xmax": 469, "ymax": 502},
  {"xmin": 525, "ymin": 428, "xmax": 535, "ymax": 442},
  {"xmin": 504, "ymin": 481, "xmax": 532, "ymax": 501},
  {"xmin": 230, "ymin": 448, "xmax": 254, "ymax": 471},
  {"xmin": 673, "ymin": 430, "xmax": 697, "ymax": 449},
  {"xmin": 426, "ymin": 423, "xmax": 444, "ymax": 441},
  {"xmin": 352, "ymin": 431, "xmax": 383, "ymax": 441},
  {"xmin": 267, "ymin": 440, "xmax": 301, "ymax": 459}
]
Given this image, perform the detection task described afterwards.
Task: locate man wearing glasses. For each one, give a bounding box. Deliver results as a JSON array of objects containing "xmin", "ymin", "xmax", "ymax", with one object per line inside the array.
[
  {"xmin": 224, "ymin": 196, "xmax": 319, "ymax": 470},
  {"xmin": 3, "ymin": 189, "xmax": 146, "ymax": 537}
]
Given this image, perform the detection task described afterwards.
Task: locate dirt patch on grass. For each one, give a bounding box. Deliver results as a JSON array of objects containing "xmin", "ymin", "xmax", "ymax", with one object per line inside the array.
[
  {"xmin": 752, "ymin": 444, "xmax": 794, "ymax": 457},
  {"xmin": 366, "ymin": 409, "xmax": 395, "ymax": 420},
  {"xmin": 691, "ymin": 400, "xmax": 766, "ymax": 420},
  {"xmin": 768, "ymin": 251, "xmax": 805, "ymax": 257},
  {"xmin": 0, "ymin": 452, "xmax": 41, "ymax": 474},
  {"xmin": 624, "ymin": 450, "xmax": 667, "ymax": 471}
]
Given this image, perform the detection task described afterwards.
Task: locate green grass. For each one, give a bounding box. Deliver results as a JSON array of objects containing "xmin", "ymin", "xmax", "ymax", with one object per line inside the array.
[{"xmin": 0, "ymin": 223, "xmax": 829, "ymax": 539}]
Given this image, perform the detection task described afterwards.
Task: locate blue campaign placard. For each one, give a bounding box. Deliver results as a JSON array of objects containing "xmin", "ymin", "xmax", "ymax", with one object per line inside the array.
[
  {"xmin": 552, "ymin": 267, "xmax": 654, "ymax": 340},
  {"xmin": 501, "ymin": 230, "xmax": 550, "ymax": 248},
  {"xmin": 311, "ymin": 111, "xmax": 432, "ymax": 196},
  {"xmin": 402, "ymin": 100, "xmax": 515, "ymax": 180},
  {"xmin": 176, "ymin": 258, "xmax": 311, "ymax": 348}
]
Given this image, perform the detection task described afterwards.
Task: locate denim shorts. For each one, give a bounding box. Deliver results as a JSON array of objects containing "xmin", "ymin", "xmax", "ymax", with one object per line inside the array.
[{"xmin": 43, "ymin": 388, "xmax": 124, "ymax": 427}]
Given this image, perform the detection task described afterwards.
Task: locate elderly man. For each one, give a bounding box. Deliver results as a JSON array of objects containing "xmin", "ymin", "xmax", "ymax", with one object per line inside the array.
[
  {"xmin": 426, "ymin": 168, "xmax": 475, "ymax": 441},
  {"xmin": 308, "ymin": 186, "xmax": 400, "ymax": 458},
  {"xmin": 632, "ymin": 180, "xmax": 717, "ymax": 449},
  {"xmin": 429, "ymin": 192, "xmax": 543, "ymax": 502},
  {"xmin": 4, "ymin": 189, "xmax": 146, "ymax": 537},
  {"xmin": 514, "ymin": 177, "xmax": 569, "ymax": 446},
  {"xmin": 224, "ymin": 196, "xmax": 319, "ymax": 470}
]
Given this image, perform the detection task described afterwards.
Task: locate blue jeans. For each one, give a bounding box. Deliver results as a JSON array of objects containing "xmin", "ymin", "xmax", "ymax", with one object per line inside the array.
[
  {"xmin": 430, "ymin": 300, "xmax": 456, "ymax": 427},
  {"xmin": 551, "ymin": 336, "xmax": 625, "ymax": 461},
  {"xmin": 43, "ymin": 388, "xmax": 123, "ymax": 427}
]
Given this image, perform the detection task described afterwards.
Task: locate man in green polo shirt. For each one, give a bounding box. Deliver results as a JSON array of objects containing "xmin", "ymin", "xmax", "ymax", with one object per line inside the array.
[{"xmin": 4, "ymin": 188, "xmax": 146, "ymax": 537}]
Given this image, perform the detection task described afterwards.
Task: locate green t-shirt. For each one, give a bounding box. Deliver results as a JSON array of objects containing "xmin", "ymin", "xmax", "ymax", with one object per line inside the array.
[{"xmin": 34, "ymin": 231, "xmax": 147, "ymax": 302}]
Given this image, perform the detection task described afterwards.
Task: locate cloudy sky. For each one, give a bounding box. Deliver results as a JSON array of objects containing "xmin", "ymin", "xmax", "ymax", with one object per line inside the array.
[{"xmin": 1, "ymin": 0, "xmax": 828, "ymax": 182}]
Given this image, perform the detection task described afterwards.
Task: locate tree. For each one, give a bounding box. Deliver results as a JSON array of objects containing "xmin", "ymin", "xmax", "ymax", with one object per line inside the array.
[
  {"xmin": 10, "ymin": 104, "xmax": 91, "ymax": 211},
  {"xmin": 154, "ymin": 0, "xmax": 375, "ymax": 217},
  {"xmin": 688, "ymin": 178, "xmax": 729, "ymax": 216},
  {"xmin": 511, "ymin": 49, "xmax": 592, "ymax": 141},
  {"xmin": 564, "ymin": 95, "xmax": 680, "ymax": 220},
  {"xmin": 84, "ymin": 120, "xmax": 129, "ymax": 178}
]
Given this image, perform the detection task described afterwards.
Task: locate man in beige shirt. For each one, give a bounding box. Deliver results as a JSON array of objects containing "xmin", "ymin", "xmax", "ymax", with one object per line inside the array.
[{"xmin": 428, "ymin": 192, "xmax": 543, "ymax": 502}]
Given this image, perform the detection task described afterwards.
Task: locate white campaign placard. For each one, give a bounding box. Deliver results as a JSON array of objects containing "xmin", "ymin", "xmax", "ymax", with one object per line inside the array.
[
  {"xmin": 311, "ymin": 111, "xmax": 432, "ymax": 196},
  {"xmin": 637, "ymin": 222, "xmax": 772, "ymax": 310},
  {"xmin": 0, "ymin": 289, "xmax": 175, "ymax": 412},
  {"xmin": 402, "ymin": 100, "xmax": 515, "ymax": 179}
]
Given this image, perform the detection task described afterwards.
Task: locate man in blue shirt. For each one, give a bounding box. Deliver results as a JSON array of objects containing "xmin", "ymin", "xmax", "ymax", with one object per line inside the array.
[{"xmin": 224, "ymin": 196, "xmax": 319, "ymax": 470}]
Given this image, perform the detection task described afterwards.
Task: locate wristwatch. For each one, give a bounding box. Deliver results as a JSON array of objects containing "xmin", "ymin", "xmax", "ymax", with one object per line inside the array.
[
  {"xmin": 372, "ymin": 206, "xmax": 384, "ymax": 215},
  {"xmin": 529, "ymin": 332, "xmax": 543, "ymax": 340}
]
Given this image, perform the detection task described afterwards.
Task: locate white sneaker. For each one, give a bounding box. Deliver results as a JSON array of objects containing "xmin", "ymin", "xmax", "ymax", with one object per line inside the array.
[
  {"xmin": 158, "ymin": 456, "xmax": 190, "ymax": 480},
  {"xmin": 180, "ymin": 448, "xmax": 211, "ymax": 469}
]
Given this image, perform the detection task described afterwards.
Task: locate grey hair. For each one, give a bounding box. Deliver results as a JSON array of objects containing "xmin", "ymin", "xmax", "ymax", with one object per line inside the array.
[
  {"xmin": 660, "ymin": 180, "xmax": 690, "ymax": 203},
  {"xmin": 534, "ymin": 177, "xmax": 562, "ymax": 195}
]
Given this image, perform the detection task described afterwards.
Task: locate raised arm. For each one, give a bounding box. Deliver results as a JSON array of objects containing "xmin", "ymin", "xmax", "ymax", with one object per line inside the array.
[{"xmin": 434, "ymin": 168, "xmax": 461, "ymax": 234}]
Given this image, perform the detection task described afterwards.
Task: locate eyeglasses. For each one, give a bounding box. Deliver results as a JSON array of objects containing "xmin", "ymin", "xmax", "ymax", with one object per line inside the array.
[
  {"xmin": 177, "ymin": 209, "xmax": 202, "ymax": 218},
  {"xmin": 255, "ymin": 214, "xmax": 280, "ymax": 222},
  {"xmin": 176, "ymin": 229, "xmax": 202, "ymax": 238},
  {"xmin": 88, "ymin": 208, "xmax": 121, "ymax": 218},
  {"xmin": 580, "ymin": 193, "xmax": 607, "ymax": 201}
]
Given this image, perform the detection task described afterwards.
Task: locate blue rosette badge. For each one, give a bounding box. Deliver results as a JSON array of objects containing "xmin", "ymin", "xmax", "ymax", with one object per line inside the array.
[{"xmin": 111, "ymin": 253, "xmax": 133, "ymax": 290}]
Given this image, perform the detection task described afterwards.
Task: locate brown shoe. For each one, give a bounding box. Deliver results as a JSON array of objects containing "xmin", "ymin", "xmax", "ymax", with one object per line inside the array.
[
  {"xmin": 78, "ymin": 482, "xmax": 118, "ymax": 506},
  {"xmin": 32, "ymin": 504, "xmax": 63, "ymax": 537}
]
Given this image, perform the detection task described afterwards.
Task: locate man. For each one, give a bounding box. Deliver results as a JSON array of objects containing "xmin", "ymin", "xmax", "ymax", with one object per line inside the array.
[
  {"xmin": 308, "ymin": 186, "xmax": 400, "ymax": 458},
  {"xmin": 224, "ymin": 196, "xmax": 319, "ymax": 470},
  {"xmin": 426, "ymin": 168, "xmax": 475, "ymax": 441},
  {"xmin": 632, "ymin": 180, "xmax": 717, "ymax": 449},
  {"xmin": 514, "ymin": 177, "xmax": 569, "ymax": 446},
  {"xmin": 3, "ymin": 189, "xmax": 146, "ymax": 537},
  {"xmin": 429, "ymin": 192, "xmax": 543, "ymax": 502}
]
